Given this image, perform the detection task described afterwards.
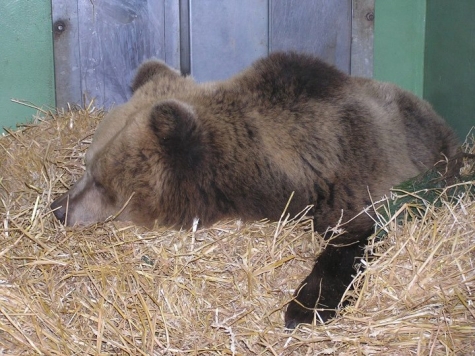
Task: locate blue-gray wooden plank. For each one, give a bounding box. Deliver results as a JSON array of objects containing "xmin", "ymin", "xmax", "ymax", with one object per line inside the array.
[
  {"xmin": 189, "ymin": 0, "xmax": 269, "ymax": 82},
  {"xmin": 164, "ymin": 0, "xmax": 181, "ymax": 70},
  {"xmin": 270, "ymin": 0, "xmax": 352, "ymax": 74},
  {"xmin": 73, "ymin": 0, "xmax": 180, "ymax": 108},
  {"xmin": 52, "ymin": 0, "xmax": 82, "ymax": 109},
  {"xmin": 351, "ymin": 0, "xmax": 374, "ymax": 77}
]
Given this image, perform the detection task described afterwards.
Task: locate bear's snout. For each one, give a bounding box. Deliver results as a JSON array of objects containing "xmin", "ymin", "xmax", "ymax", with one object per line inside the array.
[{"xmin": 50, "ymin": 173, "xmax": 125, "ymax": 226}]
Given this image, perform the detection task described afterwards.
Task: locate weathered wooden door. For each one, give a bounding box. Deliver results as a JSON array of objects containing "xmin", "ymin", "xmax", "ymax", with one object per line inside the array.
[{"xmin": 52, "ymin": 0, "xmax": 374, "ymax": 109}]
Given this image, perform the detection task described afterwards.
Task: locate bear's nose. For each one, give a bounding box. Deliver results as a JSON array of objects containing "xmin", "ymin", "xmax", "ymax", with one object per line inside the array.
[{"xmin": 51, "ymin": 200, "xmax": 66, "ymax": 225}]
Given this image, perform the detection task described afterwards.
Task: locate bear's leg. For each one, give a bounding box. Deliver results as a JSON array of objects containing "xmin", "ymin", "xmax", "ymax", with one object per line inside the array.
[{"xmin": 284, "ymin": 237, "xmax": 368, "ymax": 329}]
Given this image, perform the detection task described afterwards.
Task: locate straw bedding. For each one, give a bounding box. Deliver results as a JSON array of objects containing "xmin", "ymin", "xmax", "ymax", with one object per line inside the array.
[{"xmin": 0, "ymin": 106, "xmax": 474, "ymax": 355}]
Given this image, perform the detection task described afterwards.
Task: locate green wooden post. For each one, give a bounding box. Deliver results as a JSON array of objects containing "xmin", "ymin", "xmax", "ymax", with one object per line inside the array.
[
  {"xmin": 374, "ymin": 0, "xmax": 474, "ymax": 140},
  {"xmin": 424, "ymin": 0, "xmax": 475, "ymax": 140},
  {"xmin": 0, "ymin": 1, "xmax": 56, "ymax": 130},
  {"xmin": 373, "ymin": 0, "xmax": 427, "ymax": 97}
]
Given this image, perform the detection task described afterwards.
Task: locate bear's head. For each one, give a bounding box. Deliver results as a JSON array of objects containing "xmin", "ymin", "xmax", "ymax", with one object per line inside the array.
[{"xmin": 51, "ymin": 61, "xmax": 207, "ymax": 228}]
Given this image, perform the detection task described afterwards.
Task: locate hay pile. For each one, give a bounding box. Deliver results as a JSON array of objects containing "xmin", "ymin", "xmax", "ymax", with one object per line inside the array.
[{"xmin": 0, "ymin": 106, "xmax": 474, "ymax": 355}]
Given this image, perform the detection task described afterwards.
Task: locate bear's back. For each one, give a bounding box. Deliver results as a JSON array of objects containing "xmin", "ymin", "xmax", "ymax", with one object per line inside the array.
[{"xmin": 231, "ymin": 52, "xmax": 348, "ymax": 104}]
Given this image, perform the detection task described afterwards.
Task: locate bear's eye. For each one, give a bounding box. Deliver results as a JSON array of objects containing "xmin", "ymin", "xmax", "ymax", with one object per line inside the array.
[
  {"xmin": 93, "ymin": 180, "xmax": 106, "ymax": 193},
  {"xmin": 92, "ymin": 178, "xmax": 117, "ymax": 205},
  {"xmin": 83, "ymin": 150, "xmax": 90, "ymax": 164}
]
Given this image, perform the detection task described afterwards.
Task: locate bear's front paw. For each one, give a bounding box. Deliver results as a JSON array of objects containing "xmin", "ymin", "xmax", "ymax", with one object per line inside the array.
[
  {"xmin": 284, "ymin": 285, "xmax": 336, "ymax": 329},
  {"xmin": 284, "ymin": 242, "xmax": 365, "ymax": 328}
]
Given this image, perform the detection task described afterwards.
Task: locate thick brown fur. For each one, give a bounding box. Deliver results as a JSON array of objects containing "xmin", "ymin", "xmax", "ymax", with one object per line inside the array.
[{"xmin": 51, "ymin": 52, "xmax": 460, "ymax": 328}]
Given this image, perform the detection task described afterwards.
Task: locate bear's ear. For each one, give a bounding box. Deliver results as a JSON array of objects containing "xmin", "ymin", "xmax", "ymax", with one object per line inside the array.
[
  {"xmin": 132, "ymin": 60, "xmax": 181, "ymax": 92},
  {"xmin": 149, "ymin": 100, "xmax": 203, "ymax": 167}
]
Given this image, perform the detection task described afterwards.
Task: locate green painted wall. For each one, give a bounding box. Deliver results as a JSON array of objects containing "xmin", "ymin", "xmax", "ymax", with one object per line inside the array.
[
  {"xmin": 373, "ymin": 0, "xmax": 427, "ymax": 97},
  {"xmin": 0, "ymin": 1, "xmax": 55, "ymax": 130},
  {"xmin": 374, "ymin": 0, "xmax": 474, "ymax": 140},
  {"xmin": 424, "ymin": 0, "xmax": 475, "ymax": 140}
]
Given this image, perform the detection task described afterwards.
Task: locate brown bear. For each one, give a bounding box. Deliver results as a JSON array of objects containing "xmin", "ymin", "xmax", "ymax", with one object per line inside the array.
[{"xmin": 51, "ymin": 52, "xmax": 459, "ymax": 328}]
